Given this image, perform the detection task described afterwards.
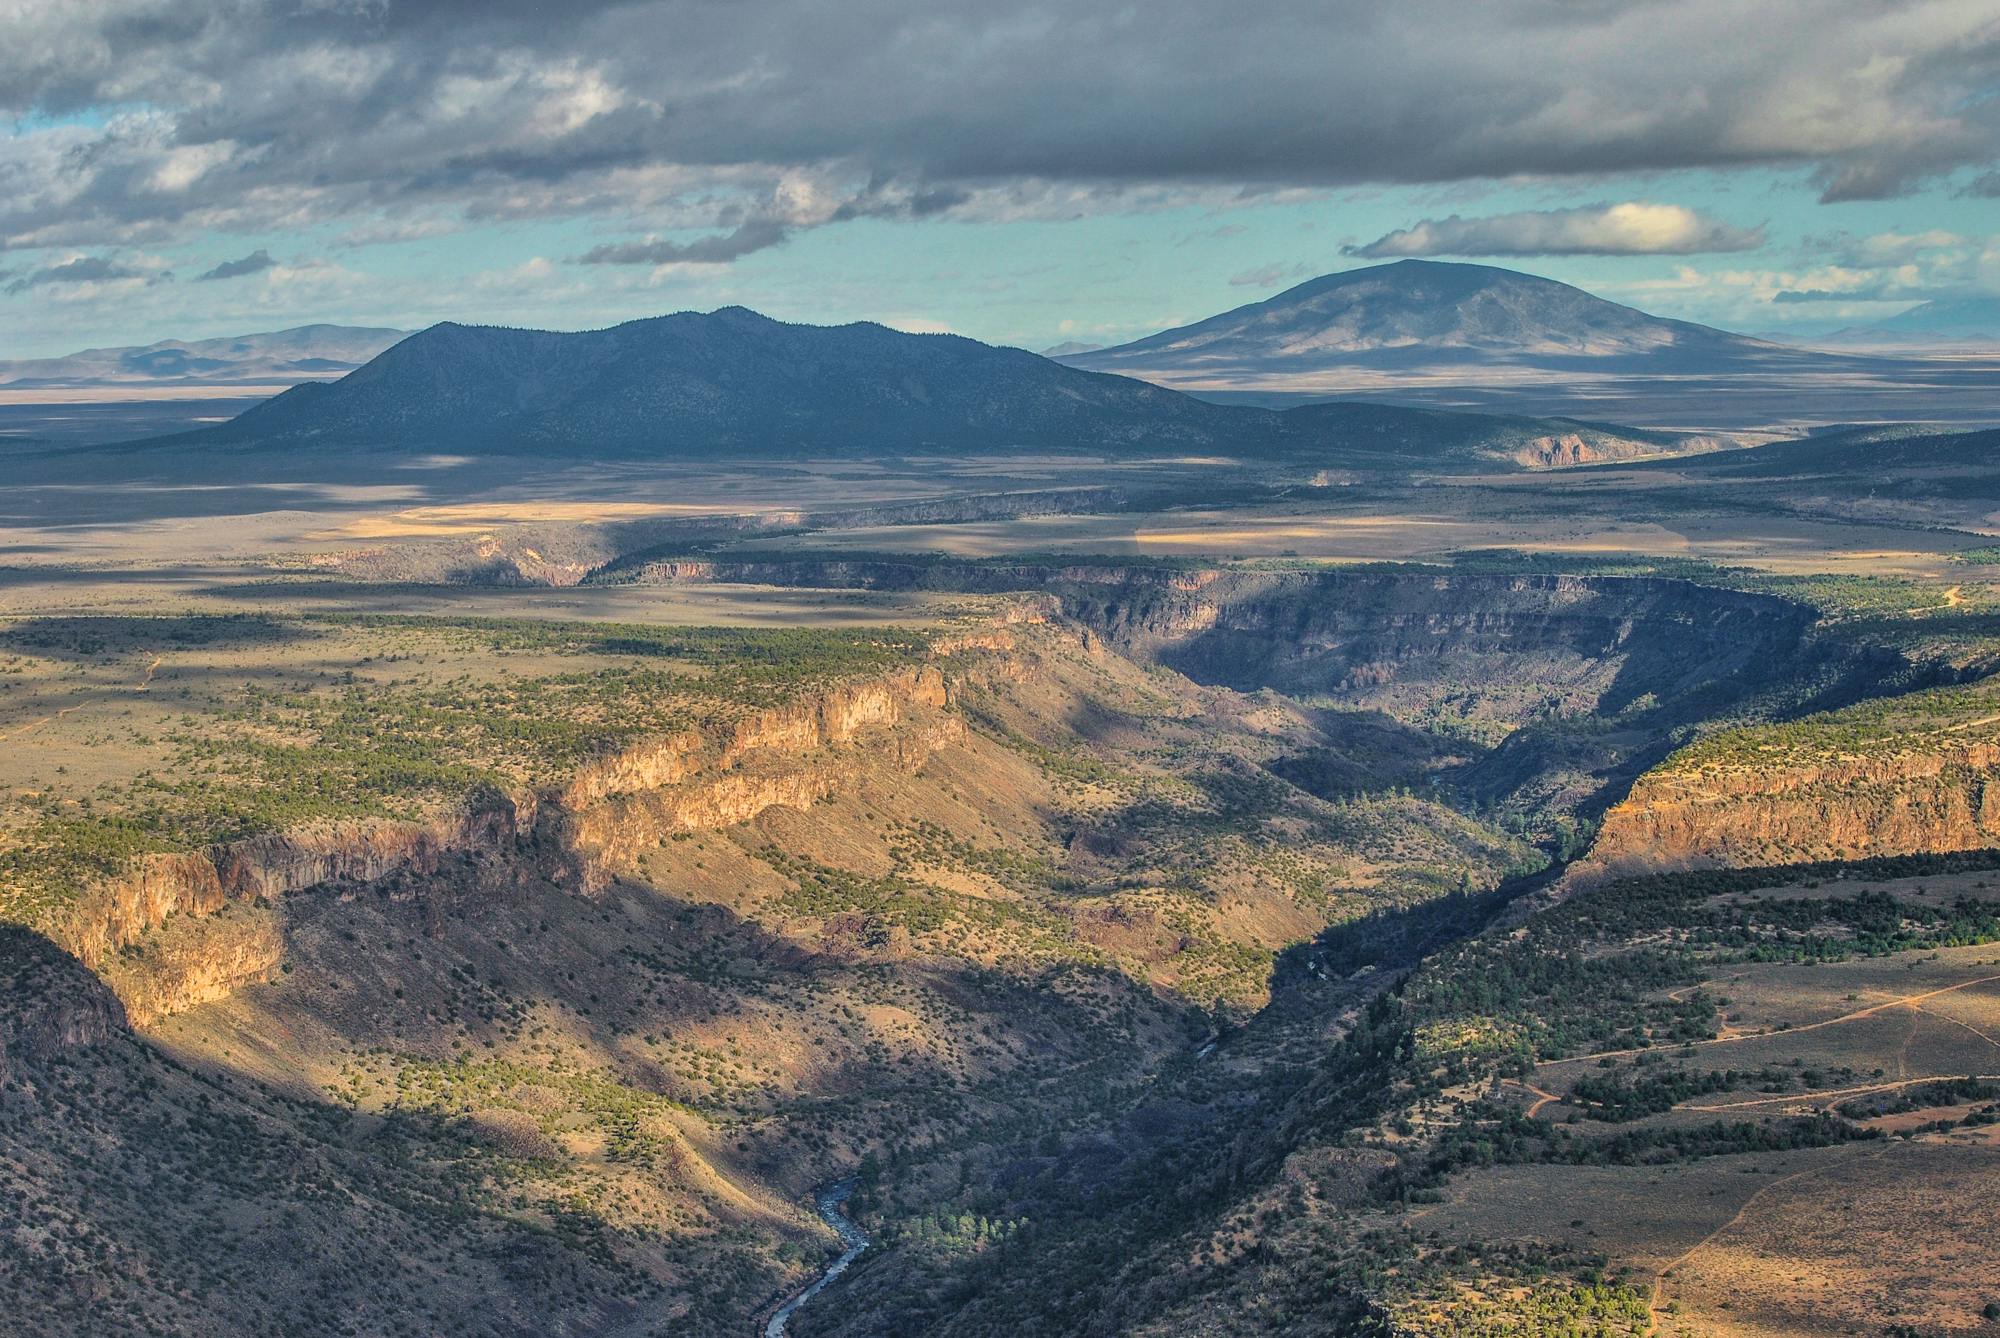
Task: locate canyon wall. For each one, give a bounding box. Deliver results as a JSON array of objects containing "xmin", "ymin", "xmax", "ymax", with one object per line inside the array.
[
  {"xmin": 1586, "ymin": 738, "xmax": 2000, "ymax": 878},
  {"xmin": 0, "ymin": 924, "xmax": 129, "ymax": 1082},
  {"xmin": 1046, "ymin": 570, "xmax": 1821, "ymax": 714},
  {"xmin": 609, "ymin": 562, "xmax": 1824, "ymax": 722},
  {"xmin": 627, "ymin": 561, "xmax": 1838, "ymax": 755},
  {"xmin": 46, "ymin": 661, "xmax": 979, "ymax": 1027}
]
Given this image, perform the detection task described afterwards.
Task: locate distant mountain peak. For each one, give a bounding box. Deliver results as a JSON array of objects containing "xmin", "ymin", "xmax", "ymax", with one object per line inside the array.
[
  {"xmin": 193, "ymin": 307, "xmax": 1247, "ymax": 457},
  {"xmin": 0, "ymin": 324, "xmax": 412, "ymax": 389},
  {"xmin": 162, "ymin": 303, "xmax": 1713, "ymax": 471},
  {"xmin": 1872, "ymin": 293, "xmax": 2000, "ymax": 339},
  {"xmin": 1058, "ymin": 259, "xmax": 1792, "ymax": 390}
]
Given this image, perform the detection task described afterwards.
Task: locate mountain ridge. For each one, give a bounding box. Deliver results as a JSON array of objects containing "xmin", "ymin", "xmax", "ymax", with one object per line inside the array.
[
  {"xmin": 1058, "ymin": 259, "xmax": 1804, "ymax": 386},
  {"xmin": 0, "ymin": 324, "xmax": 412, "ymax": 389},
  {"xmin": 167, "ymin": 304, "xmax": 1729, "ymax": 469},
  {"xmin": 197, "ymin": 306, "xmax": 1260, "ymax": 456}
]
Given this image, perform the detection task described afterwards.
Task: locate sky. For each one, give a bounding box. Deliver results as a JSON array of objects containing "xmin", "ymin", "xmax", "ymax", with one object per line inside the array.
[{"xmin": 3, "ymin": 0, "xmax": 1999, "ymax": 358}]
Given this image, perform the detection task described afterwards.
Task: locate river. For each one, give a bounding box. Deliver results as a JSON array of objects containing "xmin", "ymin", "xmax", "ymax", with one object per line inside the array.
[{"xmin": 763, "ymin": 1180, "xmax": 869, "ymax": 1337}]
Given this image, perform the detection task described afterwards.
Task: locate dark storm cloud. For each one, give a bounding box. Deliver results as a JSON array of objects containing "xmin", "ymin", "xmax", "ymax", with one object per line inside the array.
[
  {"xmin": 4, "ymin": 253, "xmax": 161, "ymax": 294},
  {"xmin": 194, "ymin": 247, "xmax": 275, "ymax": 281},
  {"xmin": 577, "ymin": 219, "xmax": 791, "ymax": 265},
  {"xmin": 2, "ymin": 1, "xmax": 1996, "ymax": 251},
  {"xmin": 573, "ymin": 178, "xmax": 972, "ymax": 265}
]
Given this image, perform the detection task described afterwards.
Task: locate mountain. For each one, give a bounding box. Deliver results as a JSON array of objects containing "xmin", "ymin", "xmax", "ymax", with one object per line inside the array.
[
  {"xmin": 1872, "ymin": 294, "xmax": 2000, "ymax": 339},
  {"xmin": 1826, "ymin": 294, "xmax": 2000, "ymax": 348},
  {"xmin": 192, "ymin": 308, "xmax": 1273, "ymax": 456},
  {"xmin": 169, "ymin": 306, "xmax": 1726, "ymax": 468},
  {"xmin": 1039, "ymin": 340, "xmax": 1102, "ymax": 357},
  {"xmin": 0, "ymin": 325, "xmax": 411, "ymax": 389},
  {"xmin": 1057, "ymin": 259, "xmax": 1800, "ymax": 390}
]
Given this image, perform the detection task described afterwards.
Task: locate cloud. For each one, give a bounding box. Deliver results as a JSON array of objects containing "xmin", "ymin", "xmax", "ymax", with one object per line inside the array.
[
  {"xmin": 1589, "ymin": 226, "xmax": 2000, "ymax": 332},
  {"xmin": 0, "ymin": 1, "xmax": 1994, "ymax": 262},
  {"xmin": 576, "ymin": 218, "xmax": 792, "ymax": 266},
  {"xmin": 1346, "ymin": 203, "xmax": 1765, "ymax": 258},
  {"xmin": 194, "ymin": 248, "xmax": 277, "ymax": 281},
  {"xmin": 1772, "ymin": 275, "xmax": 1948, "ymax": 303},
  {"xmin": 4, "ymin": 253, "xmax": 166, "ymax": 295},
  {"xmin": 1837, "ymin": 230, "xmax": 1966, "ymax": 264},
  {"xmin": 1181, "ymin": 224, "xmax": 1248, "ymax": 246},
  {"xmin": 1768, "ymin": 229, "xmax": 1997, "ymax": 303}
]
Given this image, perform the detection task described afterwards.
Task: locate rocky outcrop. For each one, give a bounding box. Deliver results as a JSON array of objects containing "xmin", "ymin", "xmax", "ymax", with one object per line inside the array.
[
  {"xmin": 45, "ymin": 789, "xmax": 536, "ymax": 972},
  {"xmin": 1585, "ymin": 738, "xmax": 2000, "ymax": 877},
  {"xmin": 560, "ymin": 731, "xmax": 707, "ymax": 808},
  {"xmin": 1511, "ymin": 430, "xmax": 1734, "ymax": 469},
  {"xmin": 0, "ymin": 924, "xmax": 128, "ymax": 1083},
  {"xmin": 44, "ymin": 664, "xmax": 977, "ymax": 1025},
  {"xmin": 556, "ymin": 667, "xmax": 954, "ymax": 811},
  {"xmin": 99, "ymin": 906, "xmax": 287, "ymax": 1027},
  {"xmin": 552, "ymin": 667, "xmax": 964, "ymax": 889}
]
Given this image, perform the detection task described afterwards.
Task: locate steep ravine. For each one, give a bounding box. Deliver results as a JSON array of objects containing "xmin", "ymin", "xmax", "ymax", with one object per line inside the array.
[
  {"xmin": 764, "ymin": 1181, "xmax": 870, "ymax": 1338},
  {"xmin": 36, "ymin": 567, "xmax": 1949, "ymax": 1061},
  {"xmin": 616, "ymin": 561, "xmax": 1875, "ymax": 826},
  {"xmin": 15, "ymin": 566, "xmax": 1997, "ymax": 1337},
  {"xmin": 608, "ymin": 561, "xmax": 1829, "ymax": 716}
]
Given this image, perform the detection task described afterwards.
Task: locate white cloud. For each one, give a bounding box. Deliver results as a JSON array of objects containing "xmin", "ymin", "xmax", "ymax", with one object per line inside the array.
[
  {"xmin": 146, "ymin": 140, "xmax": 239, "ymax": 194},
  {"xmin": 1348, "ymin": 203, "xmax": 1765, "ymax": 258}
]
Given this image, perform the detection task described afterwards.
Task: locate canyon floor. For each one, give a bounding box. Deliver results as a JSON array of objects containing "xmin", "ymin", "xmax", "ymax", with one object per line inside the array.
[{"xmin": 7, "ymin": 439, "xmax": 2000, "ymax": 1336}]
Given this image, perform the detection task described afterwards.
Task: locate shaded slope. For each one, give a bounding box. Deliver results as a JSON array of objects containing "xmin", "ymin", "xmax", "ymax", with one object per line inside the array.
[
  {"xmin": 195, "ymin": 308, "xmax": 1267, "ymax": 457},
  {"xmin": 157, "ymin": 305, "xmax": 1722, "ymax": 469},
  {"xmin": 1060, "ymin": 259, "xmax": 1800, "ymax": 385}
]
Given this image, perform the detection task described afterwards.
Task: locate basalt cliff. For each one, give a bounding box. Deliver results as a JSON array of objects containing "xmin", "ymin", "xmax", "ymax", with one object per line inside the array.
[
  {"xmin": 1586, "ymin": 731, "xmax": 2000, "ymax": 877},
  {"xmin": 50, "ymin": 658, "xmax": 984, "ymax": 1028}
]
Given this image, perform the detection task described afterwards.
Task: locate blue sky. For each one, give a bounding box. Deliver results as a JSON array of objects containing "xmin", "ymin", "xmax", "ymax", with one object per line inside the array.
[{"xmin": 4, "ymin": 1, "xmax": 1997, "ymax": 357}]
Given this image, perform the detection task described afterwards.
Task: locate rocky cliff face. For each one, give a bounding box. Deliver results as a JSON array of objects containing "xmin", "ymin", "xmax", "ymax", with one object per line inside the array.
[
  {"xmin": 46, "ymin": 792, "xmax": 536, "ymax": 973},
  {"xmin": 552, "ymin": 666, "xmax": 965, "ymax": 890},
  {"xmin": 610, "ymin": 561, "xmax": 1818, "ymax": 724},
  {"xmin": 48, "ymin": 662, "xmax": 979, "ymax": 1027},
  {"xmin": 615, "ymin": 555, "xmax": 1225, "ymax": 597},
  {"xmin": 0, "ymin": 924, "xmax": 129, "ymax": 1082},
  {"xmin": 1586, "ymin": 738, "xmax": 2000, "ymax": 877},
  {"xmin": 1512, "ymin": 430, "xmax": 1733, "ymax": 469},
  {"xmin": 1046, "ymin": 570, "xmax": 1817, "ymax": 713},
  {"xmin": 617, "ymin": 560, "xmax": 1852, "ymax": 825}
]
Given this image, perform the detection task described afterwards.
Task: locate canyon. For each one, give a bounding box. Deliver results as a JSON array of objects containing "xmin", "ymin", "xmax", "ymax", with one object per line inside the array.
[{"xmin": 6, "ymin": 514, "xmax": 2000, "ymax": 1337}]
